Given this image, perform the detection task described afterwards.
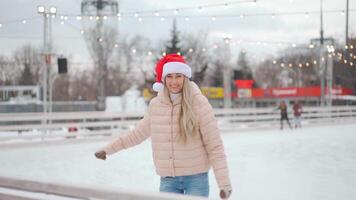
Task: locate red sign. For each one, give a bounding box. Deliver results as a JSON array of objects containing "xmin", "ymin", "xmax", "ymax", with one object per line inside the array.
[
  {"xmin": 235, "ymin": 80, "xmax": 254, "ymax": 89},
  {"xmin": 240, "ymin": 86, "xmax": 352, "ymax": 98}
]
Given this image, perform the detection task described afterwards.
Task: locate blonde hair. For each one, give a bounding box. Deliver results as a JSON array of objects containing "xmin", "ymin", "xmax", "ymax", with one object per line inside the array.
[{"xmin": 164, "ymin": 77, "xmax": 198, "ymax": 144}]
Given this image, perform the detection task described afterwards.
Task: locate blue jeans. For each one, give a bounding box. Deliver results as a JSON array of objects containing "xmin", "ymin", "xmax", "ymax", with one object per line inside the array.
[{"xmin": 159, "ymin": 172, "xmax": 209, "ymax": 197}]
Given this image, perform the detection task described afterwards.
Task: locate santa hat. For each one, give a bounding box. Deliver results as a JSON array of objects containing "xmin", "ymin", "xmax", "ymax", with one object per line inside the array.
[{"xmin": 152, "ymin": 54, "xmax": 192, "ymax": 92}]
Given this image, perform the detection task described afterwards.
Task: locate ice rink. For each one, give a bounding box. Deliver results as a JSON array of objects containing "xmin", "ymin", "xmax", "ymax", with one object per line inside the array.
[{"xmin": 1, "ymin": 123, "xmax": 356, "ymax": 200}]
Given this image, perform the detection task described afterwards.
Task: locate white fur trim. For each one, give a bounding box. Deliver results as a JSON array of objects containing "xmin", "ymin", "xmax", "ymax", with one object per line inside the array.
[
  {"xmin": 162, "ymin": 62, "xmax": 191, "ymax": 80},
  {"xmin": 152, "ymin": 82, "xmax": 164, "ymax": 92}
]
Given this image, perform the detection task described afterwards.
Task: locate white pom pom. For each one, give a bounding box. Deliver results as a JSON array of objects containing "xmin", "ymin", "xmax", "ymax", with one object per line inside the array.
[{"xmin": 152, "ymin": 82, "xmax": 164, "ymax": 92}]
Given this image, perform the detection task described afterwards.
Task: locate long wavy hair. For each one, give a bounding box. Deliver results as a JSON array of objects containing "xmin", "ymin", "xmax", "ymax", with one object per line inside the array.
[{"xmin": 164, "ymin": 77, "xmax": 198, "ymax": 144}]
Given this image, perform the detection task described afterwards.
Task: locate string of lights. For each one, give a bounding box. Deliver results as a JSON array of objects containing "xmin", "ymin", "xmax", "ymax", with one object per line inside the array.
[
  {"xmin": 52, "ymin": 19, "xmax": 356, "ymax": 67},
  {"xmin": 118, "ymin": 0, "xmax": 256, "ymax": 16},
  {"xmin": 1, "ymin": 8, "xmax": 355, "ymax": 28}
]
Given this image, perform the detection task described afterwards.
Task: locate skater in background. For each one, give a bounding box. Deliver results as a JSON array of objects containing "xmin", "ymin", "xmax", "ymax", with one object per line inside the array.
[
  {"xmin": 276, "ymin": 100, "xmax": 292, "ymax": 130},
  {"xmin": 293, "ymin": 101, "xmax": 303, "ymax": 128},
  {"xmin": 95, "ymin": 54, "xmax": 232, "ymax": 199}
]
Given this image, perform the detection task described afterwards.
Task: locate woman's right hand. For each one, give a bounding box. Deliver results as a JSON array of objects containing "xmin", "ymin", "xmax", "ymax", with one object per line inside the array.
[{"xmin": 95, "ymin": 150, "xmax": 107, "ymax": 160}]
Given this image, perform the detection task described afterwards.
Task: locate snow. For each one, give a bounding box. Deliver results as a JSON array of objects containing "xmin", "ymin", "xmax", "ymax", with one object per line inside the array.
[{"xmin": 1, "ymin": 124, "xmax": 356, "ymax": 200}]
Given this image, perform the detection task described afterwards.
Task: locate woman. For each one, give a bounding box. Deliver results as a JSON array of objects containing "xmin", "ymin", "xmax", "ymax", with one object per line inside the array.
[
  {"xmin": 95, "ymin": 54, "xmax": 232, "ymax": 199},
  {"xmin": 277, "ymin": 100, "xmax": 292, "ymax": 130}
]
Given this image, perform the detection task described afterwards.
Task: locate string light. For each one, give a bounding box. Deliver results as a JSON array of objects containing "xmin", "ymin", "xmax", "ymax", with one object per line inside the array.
[{"xmin": 2, "ymin": 7, "xmax": 356, "ymax": 28}]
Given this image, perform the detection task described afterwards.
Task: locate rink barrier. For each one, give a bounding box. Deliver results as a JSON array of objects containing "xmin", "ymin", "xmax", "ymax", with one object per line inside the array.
[
  {"xmin": 0, "ymin": 106, "xmax": 356, "ymax": 140},
  {"xmin": 0, "ymin": 176, "xmax": 210, "ymax": 200}
]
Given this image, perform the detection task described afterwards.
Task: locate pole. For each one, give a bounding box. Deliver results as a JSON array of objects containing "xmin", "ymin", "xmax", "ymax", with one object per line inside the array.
[
  {"xmin": 223, "ymin": 37, "xmax": 232, "ymax": 109},
  {"xmin": 319, "ymin": 0, "xmax": 326, "ymax": 106},
  {"xmin": 96, "ymin": 3, "xmax": 106, "ymax": 111},
  {"xmin": 346, "ymin": 0, "xmax": 349, "ymax": 62},
  {"xmin": 43, "ymin": 13, "xmax": 48, "ymax": 114},
  {"xmin": 326, "ymin": 54, "xmax": 333, "ymax": 107},
  {"xmin": 48, "ymin": 13, "xmax": 53, "ymax": 114}
]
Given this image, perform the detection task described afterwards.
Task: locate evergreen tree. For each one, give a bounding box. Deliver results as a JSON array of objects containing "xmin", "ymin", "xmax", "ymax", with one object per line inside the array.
[
  {"xmin": 237, "ymin": 51, "xmax": 253, "ymax": 80},
  {"xmin": 210, "ymin": 63, "xmax": 224, "ymax": 87},
  {"xmin": 19, "ymin": 63, "xmax": 34, "ymax": 85},
  {"xmin": 165, "ymin": 19, "xmax": 182, "ymax": 54}
]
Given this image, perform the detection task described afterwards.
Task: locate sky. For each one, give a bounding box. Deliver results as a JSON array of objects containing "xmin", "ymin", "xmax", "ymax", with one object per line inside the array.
[{"xmin": 0, "ymin": 0, "xmax": 355, "ymax": 69}]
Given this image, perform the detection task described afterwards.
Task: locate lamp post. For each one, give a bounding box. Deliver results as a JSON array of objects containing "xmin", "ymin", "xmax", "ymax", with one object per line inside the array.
[
  {"xmin": 222, "ymin": 33, "xmax": 232, "ymax": 108},
  {"xmin": 38, "ymin": 6, "xmax": 56, "ymax": 124}
]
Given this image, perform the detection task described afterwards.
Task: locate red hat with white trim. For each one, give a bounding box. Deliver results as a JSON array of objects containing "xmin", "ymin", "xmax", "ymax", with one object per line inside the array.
[{"xmin": 152, "ymin": 54, "xmax": 192, "ymax": 92}]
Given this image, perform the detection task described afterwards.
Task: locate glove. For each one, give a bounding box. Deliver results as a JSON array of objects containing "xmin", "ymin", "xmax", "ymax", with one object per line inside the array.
[
  {"xmin": 220, "ymin": 185, "xmax": 232, "ymax": 199},
  {"xmin": 95, "ymin": 150, "xmax": 107, "ymax": 160}
]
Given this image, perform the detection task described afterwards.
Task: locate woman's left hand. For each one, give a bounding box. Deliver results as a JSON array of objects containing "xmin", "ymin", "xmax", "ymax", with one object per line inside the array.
[{"xmin": 219, "ymin": 186, "xmax": 232, "ymax": 199}]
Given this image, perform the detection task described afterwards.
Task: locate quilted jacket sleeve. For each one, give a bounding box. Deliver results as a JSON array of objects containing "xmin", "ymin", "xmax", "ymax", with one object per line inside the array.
[
  {"xmin": 100, "ymin": 105, "xmax": 151, "ymax": 155},
  {"xmin": 194, "ymin": 94, "xmax": 231, "ymax": 189}
]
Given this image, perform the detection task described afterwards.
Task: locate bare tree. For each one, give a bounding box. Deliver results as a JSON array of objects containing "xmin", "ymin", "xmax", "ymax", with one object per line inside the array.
[
  {"xmin": 52, "ymin": 75, "xmax": 71, "ymax": 101},
  {"xmin": 85, "ymin": 26, "xmax": 117, "ymax": 109},
  {"xmin": 68, "ymin": 69, "xmax": 97, "ymax": 101},
  {"xmin": 109, "ymin": 35, "xmax": 155, "ymax": 95},
  {"xmin": 254, "ymin": 45, "xmax": 320, "ymax": 88},
  {"xmin": 180, "ymin": 31, "xmax": 211, "ymax": 85},
  {"xmin": 0, "ymin": 55, "xmax": 15, "ymax": 85},
  {"xmin": 12, "ymin": 44, "xmax": 43, "ymax": 85}
]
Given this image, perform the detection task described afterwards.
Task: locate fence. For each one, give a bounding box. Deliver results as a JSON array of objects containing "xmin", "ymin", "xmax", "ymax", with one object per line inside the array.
[
  {"xmin": 0, "ymin": 176, "xmax": 210, "ymax": 200},
  {"xmin": 1, "ymin": 106, "xmax": 356, "ymax": 142}
]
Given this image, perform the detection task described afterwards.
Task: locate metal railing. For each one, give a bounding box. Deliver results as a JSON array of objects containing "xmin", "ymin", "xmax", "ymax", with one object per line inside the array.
[
  {"xmin": 0, "ymin": 176, "xmax": 210, "ymax": 200},
  {"xmin": 1, "ymin": 106, "xmax": 356, "ymax": 141}
]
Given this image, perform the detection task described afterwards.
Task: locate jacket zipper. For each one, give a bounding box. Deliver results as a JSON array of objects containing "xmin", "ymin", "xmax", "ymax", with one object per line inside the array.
[{"xmin": 170, "ymin": 103, "xmax": 176, "ymax": 177}]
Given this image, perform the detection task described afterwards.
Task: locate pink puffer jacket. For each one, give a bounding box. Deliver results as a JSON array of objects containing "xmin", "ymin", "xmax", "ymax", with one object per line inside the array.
[{"xmin": 100, "ymin": 81, "xmax": 231, "ymax": 189}]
